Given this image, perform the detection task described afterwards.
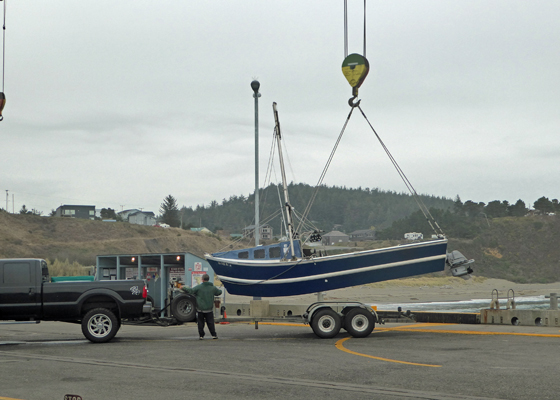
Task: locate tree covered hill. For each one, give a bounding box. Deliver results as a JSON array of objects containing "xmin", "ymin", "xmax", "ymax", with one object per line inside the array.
[
  {"xmin": 449, "ymin": 215, "xmax": 560, "ymax": 283},
  {"xmin": 180, "ymin": 183, "xmax": 454, "ymax": 235},
  {"xmin": 2, "ymin": 197, "xmax": 560, "ymax": 283},
  {"xmin": 373, "ymin": 197, "xmax": 560, "ymax": 283}
]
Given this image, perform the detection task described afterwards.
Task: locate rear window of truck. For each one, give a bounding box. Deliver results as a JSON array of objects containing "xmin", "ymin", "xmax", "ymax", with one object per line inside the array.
[{"xmin": 2, "ymin": 262, "xmax": 32, "ymax": 285}]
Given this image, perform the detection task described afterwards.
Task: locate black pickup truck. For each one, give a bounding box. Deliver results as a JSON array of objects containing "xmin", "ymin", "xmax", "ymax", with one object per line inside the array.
[{"xmin": 0, "ymin": 258, "xmax": 151, "ymax": 343}]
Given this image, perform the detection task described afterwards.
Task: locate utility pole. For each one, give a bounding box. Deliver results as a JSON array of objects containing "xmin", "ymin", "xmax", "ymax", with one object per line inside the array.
[
  {"xmin": 251, "ymin": 80, "xmax": 261, "ymax": 302},
  {"xmin": 251, "ymin": 80, "xmax": 261, "ymax": 246},
  {"xmin": 5, "ymin": 190, "xmax": 8, "ymax": 212}
]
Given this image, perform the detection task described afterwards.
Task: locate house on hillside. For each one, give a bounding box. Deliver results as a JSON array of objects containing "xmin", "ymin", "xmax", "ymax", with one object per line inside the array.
[
  {"xmin": 322, "ymin": 230, "xmax": 350, "ymax": 245},
  {"xmin": 128, "ymin": 211, "xmax": 156, "ymax": 226},
  {"xmin": 243, "ymin": 224, "xmax": 273, "ymax": 241},
  {"xmin": 55, "ymin": 205, "xmax": 96, "ymax": 220},
  {"xmin": 118, "ymin": 209, "xmax": 156, "ymax": 226},
  {"xmin": 349, "ymin": 229, "xmax": 376, "ymax": 241}
]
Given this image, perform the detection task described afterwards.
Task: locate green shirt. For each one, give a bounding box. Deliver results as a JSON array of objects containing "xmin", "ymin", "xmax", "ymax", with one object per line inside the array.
[{"xmin": 182, "ymin": 281, "xmax": 222, "ymax": 312}]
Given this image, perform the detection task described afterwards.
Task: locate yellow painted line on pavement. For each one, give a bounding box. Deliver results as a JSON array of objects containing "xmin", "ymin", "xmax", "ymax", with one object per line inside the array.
[
  {"xmin": 257, "ymin": 322, "xmax": 307, "ymax": 327},
  {"xmin": 0, "ymin": 397, "xmax": 26, "ymax": 400},
  {"xmin": 335, "ymin": 337, "xmax": 441, "ymax": 368},
  {"xmin": 383, "ymin": 323, "xmax": 451, "ymax": 329},
  {"xmin": 232, "ymin": 320, "xmax": 560, "ymax": 338},
  {"xmin": 377, "ymin": 326, "xmax": 560, "ymax": 338}
]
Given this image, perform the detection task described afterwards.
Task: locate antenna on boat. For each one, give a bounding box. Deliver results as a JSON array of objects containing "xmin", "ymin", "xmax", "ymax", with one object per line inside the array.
[
  {"xmin": 272, "ymin": 102, "xmax": 297, "ymax": 261},
  {"xmin": 342, "ymin": 0, "xmax": 369, "ymax": 108}
]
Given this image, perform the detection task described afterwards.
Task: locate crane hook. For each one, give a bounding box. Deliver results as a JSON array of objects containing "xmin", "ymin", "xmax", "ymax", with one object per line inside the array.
[
  {"xmin": 348, "ymin": 87, "xmax": 361, "ymax": 108},
  {"xmin": 342, "ymin": 53, "xmax": 369, "ymax": 107}
]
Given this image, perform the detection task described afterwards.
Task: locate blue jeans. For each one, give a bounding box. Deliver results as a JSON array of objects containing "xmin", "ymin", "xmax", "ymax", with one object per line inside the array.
[{"xmin": 197, "ymin": 311, "xmax": 216, "ymax": 337}]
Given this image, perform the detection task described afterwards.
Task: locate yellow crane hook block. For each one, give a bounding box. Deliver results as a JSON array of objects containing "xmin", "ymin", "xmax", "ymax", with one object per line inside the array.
[
  {"xmin": 0, "ymin": 92, "xmax": 5, "ymax": 121},
  {"xmin": 342, "ymin": 53, "xmax": 369, "ymax": 99}
]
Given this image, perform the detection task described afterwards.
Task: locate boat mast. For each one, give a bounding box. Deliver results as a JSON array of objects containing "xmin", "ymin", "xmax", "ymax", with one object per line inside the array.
[{"xmin": 272, "ymin": 102, "xmax": 297, "ymax": 260}]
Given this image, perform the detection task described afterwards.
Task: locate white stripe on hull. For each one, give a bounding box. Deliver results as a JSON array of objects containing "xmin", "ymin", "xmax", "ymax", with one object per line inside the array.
[{"xmin": 217, "ymin": 254, "xmax": 446, "ymax": 285}]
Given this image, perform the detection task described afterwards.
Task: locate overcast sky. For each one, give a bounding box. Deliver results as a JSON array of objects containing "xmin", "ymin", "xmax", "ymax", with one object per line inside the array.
[{"xmin": 1, "ymin": 1, "xmax": 559, "ymax": 215}]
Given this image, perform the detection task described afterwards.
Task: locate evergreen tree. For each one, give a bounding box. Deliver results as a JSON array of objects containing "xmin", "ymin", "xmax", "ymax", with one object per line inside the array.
[
  {"xmin": 453, "ymin": 195, "xmax": 463, "ymax": 214},
  {"xmin": 160, "ymin": 195, "xmax": 181, "ymax": 227},
  {"xmin": 534, "ymin": 196, "xmax": 554, "ymax": 214},
  {"xmin": 100, "ymin": 208, "xmax": 117, "ymax": 219},
  {"xmin": 485, "ymin": 200, "xmax": 508, "ymax": 218},
  {"xmin": 508, "ymin": 199, "xmax": 528, "ymax": 217},
  {"xmin": 463, "ymin": 200, "xmax": 485, "ymax": 218}
]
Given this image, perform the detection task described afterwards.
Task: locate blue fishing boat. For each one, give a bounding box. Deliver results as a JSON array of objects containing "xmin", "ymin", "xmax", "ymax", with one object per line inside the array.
[
  {"xmin": 206, "ymin": 103, "xmax": 473, "ymax": 297},
  {"xmin": 206, "ymin": 239, "xmax": 451, "ymax": 297}
]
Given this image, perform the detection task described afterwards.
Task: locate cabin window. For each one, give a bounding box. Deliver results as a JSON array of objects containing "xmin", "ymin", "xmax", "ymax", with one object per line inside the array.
[
  {"xmin": 269, "ymin": 247, "xmax": 281, "ymax": 258},
  {"xmin": 254, "ymin": 249, "xmax": 265, "ymax": 259},
  {"xmin": 238, "ymin": 251, "xmax": 249, "ymax": 259}
]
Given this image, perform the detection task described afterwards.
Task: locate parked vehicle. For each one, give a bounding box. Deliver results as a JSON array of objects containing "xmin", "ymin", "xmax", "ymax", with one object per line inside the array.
[
  {"xmin": 0, "ymin": 258, "xmax": 151, "ymax": 343},
  {"xmin": 404, "ymin": 232, "xmax": 424, "ymax": 240}
]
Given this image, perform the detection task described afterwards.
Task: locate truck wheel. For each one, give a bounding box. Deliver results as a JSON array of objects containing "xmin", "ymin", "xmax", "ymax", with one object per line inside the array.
[
  {"xmin": 311, "ymin": 308, "xmax": 341, "ymax": 338},
  {"xmin": 82, "ymin": 308, "xmax": 119, "ymax": 343},
  {"xmin": 171, "ymin": 294, "xmax": 196, "ymax": 322},
  {"xmin": 344, "ymin": 308, "xmax": 375, "ymax": 338}
]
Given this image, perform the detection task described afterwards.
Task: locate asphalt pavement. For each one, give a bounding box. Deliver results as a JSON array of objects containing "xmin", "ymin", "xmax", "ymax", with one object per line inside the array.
[{"xmin": 1, "ymin": 320, "xmax": 559, "ymax": 400}]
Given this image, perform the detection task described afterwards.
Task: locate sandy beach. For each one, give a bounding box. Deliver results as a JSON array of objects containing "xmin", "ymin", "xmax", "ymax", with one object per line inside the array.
[{"xmin": 222, "ymin": 276, "xmax": 560, "ymax": 306}]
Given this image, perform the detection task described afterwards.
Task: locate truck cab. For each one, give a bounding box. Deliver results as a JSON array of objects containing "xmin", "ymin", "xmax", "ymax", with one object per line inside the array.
[{"xmin": 0, "ymin": 258, "xmax": 47, "ymax": 320}]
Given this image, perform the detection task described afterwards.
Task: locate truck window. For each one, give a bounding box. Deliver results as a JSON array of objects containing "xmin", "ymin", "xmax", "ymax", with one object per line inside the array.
[
  {"xmin": 3, "ymin": 262, "xmax": 31, "ymax": 285},
  {"xmin": 41, "ymin": 260, "xmax": 50, "ymax": 282}
]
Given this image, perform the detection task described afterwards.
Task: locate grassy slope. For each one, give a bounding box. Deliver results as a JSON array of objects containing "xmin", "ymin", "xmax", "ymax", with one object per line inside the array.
[{"xmin": 0, "ymin": 212, "xmax": 227, "ymax": 265}]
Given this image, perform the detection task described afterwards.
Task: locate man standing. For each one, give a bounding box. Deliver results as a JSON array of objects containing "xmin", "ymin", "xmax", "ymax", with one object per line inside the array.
[{"xmin": 182, "ymin": 274, "xmax": 222, "ymax": 339}]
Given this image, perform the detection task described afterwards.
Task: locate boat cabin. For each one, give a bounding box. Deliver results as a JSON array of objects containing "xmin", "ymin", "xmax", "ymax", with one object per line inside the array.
[{"xmin": 211, "ymin": 240, "xmax": 302, "ymax": 261}]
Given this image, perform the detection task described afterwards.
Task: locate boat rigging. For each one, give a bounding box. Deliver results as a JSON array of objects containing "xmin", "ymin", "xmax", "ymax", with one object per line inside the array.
[
  {"xmin": 205, "ymin": 103, "xmax": 473, "ymax": 298},
  {"xmin": 204, "ymin": 1, "xmax": 474, "ymax": 298}
]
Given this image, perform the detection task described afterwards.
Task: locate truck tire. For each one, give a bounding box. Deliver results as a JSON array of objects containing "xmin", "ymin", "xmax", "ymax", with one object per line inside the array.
[
  {"xmin": 81, "ymin": 308, "xmax": 120, "ymax": 343},
  {"xmin": 344, "ymin": 308, "xmax": 375, "ymax": 338},
  {"xmin": 310, "ymin": 308, "xmax": 341, "ymax": 339},
  {"xmin": 171, "ymin": 294, "xmax": 196, "ymax": 322}
]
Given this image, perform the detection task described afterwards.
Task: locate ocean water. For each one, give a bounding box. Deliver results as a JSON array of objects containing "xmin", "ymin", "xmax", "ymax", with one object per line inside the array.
[{"xmin": 370, "ymin": 295, "xmax": 553, "ymax": 314}]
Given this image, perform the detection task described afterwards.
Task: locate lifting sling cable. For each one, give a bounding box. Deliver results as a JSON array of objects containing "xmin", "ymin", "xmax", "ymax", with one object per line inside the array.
[
  {"xmin": 296, "ymin": 106, "xmax": 356, "ymax": 233},
  {"xmin": 0, "ymin": 0, "xmax": 6, "ymax": 121},
  {"xmin": 356, "ymin": 104, "xmax": 445, "ymax": 236},
  {"xmin": 303, "ymin": 1, "xmax": 444, "ymax": 238}
]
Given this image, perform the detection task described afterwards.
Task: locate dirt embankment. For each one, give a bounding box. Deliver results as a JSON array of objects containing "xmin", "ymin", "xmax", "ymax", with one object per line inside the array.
[{"xmin": 0, "ymin": 212, "xmax": 229, "ymax": 265}]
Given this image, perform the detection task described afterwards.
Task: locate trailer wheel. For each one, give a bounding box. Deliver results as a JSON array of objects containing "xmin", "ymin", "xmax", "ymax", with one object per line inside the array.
[
  {"xmin": 345, "ymin": 308, "xmax": 375, "ymax": 338},
  {"xmin": 81, "ymin": 308, "xmax": 119, "ymax": 343},
  {"xmin": 311, "ymin": 308, "xmax": 341, "ymax": 338},
  {"xmin": 171, "ymin": 294, "xmax": 196, "ymax": 322}
]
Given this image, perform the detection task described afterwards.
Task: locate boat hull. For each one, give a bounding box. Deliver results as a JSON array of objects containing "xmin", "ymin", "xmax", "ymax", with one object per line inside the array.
[{"xmin": 206, "ymin": 240, "xmax": 448, "ymax": 297}]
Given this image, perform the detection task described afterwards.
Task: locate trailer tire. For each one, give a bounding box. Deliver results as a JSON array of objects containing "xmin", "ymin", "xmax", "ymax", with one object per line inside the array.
[
  {"xmin": 171, "ymin": 294, "xmax": 196, "ymax": 322},
  {"xmin": 81, "ymin": 308, "xmax": 120, "ymax": 343},
  {"xmin": 311, "ymin": 308, "xmax": 341, "ymax": 338},
  {"xmin": 345, "ymin": 308, "xmax": 375, "ymax": 338}
]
